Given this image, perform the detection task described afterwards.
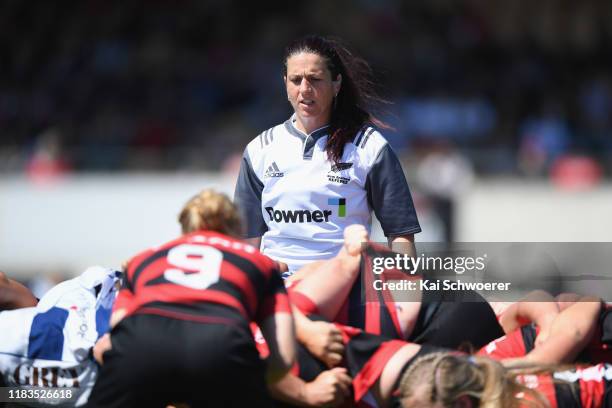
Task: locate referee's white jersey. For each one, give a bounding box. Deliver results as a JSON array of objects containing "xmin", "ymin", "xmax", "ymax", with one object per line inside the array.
[
  {"xmin": 0, "ymin": 266, "xmax": 121, "ymax": 407},
  {"xmin": 235, "ymin": 116, "xmax": 421, "ymax": 274}
]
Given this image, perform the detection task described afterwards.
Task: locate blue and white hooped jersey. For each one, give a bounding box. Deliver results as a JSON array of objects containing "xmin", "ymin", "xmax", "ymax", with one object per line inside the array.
[
  {"xmin": 0, "ymin": 266, "xmax": 121, "ymax": 407},
  {"xmin": 235, "ymin": 116, "xmax": 421, "ymax": 274}
]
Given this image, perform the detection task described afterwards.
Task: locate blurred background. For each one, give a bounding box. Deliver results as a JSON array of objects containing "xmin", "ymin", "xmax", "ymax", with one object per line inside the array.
[{"xmin": 1, "ymin": 0, "xmax": 611, "ymax": 293}]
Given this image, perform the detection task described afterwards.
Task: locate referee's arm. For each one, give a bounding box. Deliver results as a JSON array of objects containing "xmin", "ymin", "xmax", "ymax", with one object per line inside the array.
[
  {"xmin": 388, "ymin": 234, "xmax": 417, "ymax": 257},
  {"xmin": 366, "ymin": 144, "xmax": 421, "ymax": 256},
  {"xmin": 234, "ymin": 149, "xmax": 267, "ymax": 248}
]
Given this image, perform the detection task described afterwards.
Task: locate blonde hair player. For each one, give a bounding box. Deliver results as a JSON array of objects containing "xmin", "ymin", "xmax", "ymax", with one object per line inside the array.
[
  {"xmin": 89, "ymin": 189, "xmax": 296, "ymax": 408},
  {"xmin": 178, "ymin": 189, "xmax": 242, "ymax": 236}
]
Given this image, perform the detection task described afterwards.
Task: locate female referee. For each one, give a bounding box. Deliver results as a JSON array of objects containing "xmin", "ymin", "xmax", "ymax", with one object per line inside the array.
[{"xmin": 234, "ymin": 35, "xmax": 421, "ymax": 276}]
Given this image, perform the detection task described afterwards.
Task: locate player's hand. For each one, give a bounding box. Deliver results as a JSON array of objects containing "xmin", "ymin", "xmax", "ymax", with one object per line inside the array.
[
  {"xmin": 304, "ymin": 367, "xmax": 352, "ymax": 407},
  {"xmin": 110, "ymin": 308, "xmax": 127, "ymax": 328},
  {"xmin": 302, "ymin": 321, "xmax": 345, "ymax": 368},
  {"xmin": 342, "ymin": 224, "xmax": 368, "ymax": 257},
  {"xmin": 93, "ymin": 333, "xmax": 112, "ymax": 365}
]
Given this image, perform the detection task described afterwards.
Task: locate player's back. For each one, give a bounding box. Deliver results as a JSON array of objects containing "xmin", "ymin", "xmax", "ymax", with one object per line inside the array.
[{"xmin": 121, "ymin": 230, "xmax": 283, "ymax": 325}]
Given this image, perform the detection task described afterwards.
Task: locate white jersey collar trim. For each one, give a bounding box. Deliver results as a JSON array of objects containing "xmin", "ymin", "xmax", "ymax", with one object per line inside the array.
[{"xmin": 285, "ymin": 114, "xmax": 330, "ymax": 141}]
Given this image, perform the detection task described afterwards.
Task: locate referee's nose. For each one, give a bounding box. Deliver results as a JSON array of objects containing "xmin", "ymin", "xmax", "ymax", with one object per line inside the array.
[{"xmin": 299, "ymin": 78, "xmax": 313, "ymax": 94}]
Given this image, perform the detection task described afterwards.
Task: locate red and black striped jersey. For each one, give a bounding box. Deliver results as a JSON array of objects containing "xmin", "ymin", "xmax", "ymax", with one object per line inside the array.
[
  {"xmin": 518, "ymin": 364, "xmax": 611, "ymax": 408},
  {"xmin": 114, "ymin": 231, "xmax": 290, "ymax": 325}
]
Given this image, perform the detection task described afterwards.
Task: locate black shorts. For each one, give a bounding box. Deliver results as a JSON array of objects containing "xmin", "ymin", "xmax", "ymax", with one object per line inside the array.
[
  {"xmin": 408, "ymin": 285, "xmax": 505, "ymax": 350},
  {"xmin": 87, "ymin": 314, "xmax": 272, "ymax": 408}
]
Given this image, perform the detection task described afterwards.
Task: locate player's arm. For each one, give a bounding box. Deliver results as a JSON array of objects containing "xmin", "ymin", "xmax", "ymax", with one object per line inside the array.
[
  {"xmin": 497, "ymin": 290, "xmax": 559, "ymax": 338},
  {"xmin": 109, "ymin": 293, "xmax": 130, "ymax": 328},
  {"xmin": 503, "ymin": 297, "xmax": 601, "ymax": 366},
  {"xmin": 260, "ymin": 320, "xmax": 295, "ymax": 383},
  {"xmin": 290, "ymin": 259, "xmax": 358, "ymax": 321},
  {"xmin": 258, "ymin": 268, "xmax": 297, "ymax": 383},
  {"xmin": 289, "ymin": 225, "xmax": 366, "ymax": 321},
  {"xmin": 0, "ymin": 271, "xmax": 38, "ymax": 310},
  {"xmin": 260, "ymin": 311, "xmax": 296, "ymax": 383},
  {"xmin": 245, "ymin": 237, "xmax": 262, "ymax": 249},
  {"xmin": 110, "ymin": 261, "xmax": 136, "ymax": 328},
  {"xmin": 293, "ymin": 306, "xmax": 345, "ymax": 368},
  {"xmin": 93, "ymin": 333, "xmax": 112, "ymax": 364}
]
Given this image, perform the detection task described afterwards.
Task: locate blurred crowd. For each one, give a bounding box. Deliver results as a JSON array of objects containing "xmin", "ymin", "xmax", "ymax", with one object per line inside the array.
[{"xmin": 1, "ymin": 0, "xmax": 612, "ymax": 178}]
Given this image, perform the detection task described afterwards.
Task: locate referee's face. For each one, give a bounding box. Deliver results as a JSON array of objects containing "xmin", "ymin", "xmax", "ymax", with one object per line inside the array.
[{"xmin": 285, "ymin": 52, "xmax": 341, "ymax": 134}]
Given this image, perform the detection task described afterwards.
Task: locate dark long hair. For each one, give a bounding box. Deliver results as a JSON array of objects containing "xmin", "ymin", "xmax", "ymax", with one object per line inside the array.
[{"xmin": 283, "ymin": 35, "xmax": 390, "ymax": 164}]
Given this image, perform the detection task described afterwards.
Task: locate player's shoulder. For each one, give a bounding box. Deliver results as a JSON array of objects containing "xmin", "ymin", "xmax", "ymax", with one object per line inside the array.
[
  {"xmin": 350, "ymin": 124, "xmax": 390, "ymax": 163},
  {"xmin": 243, "ymin": 123, "xmax": 287, "ymax": 176},
  {"xmin": 245, "ymin": 123, "xmax": 286, "ymax": 157},
  {"xmin": 182, "ymin": 231, "xmax": 262, "ymax": 258}
]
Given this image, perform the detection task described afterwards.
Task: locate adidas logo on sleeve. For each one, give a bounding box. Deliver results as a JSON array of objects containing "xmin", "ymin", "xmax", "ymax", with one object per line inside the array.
[{"xmin": 264, "ymin": 162, "xmax": 284, "ymax": 178}]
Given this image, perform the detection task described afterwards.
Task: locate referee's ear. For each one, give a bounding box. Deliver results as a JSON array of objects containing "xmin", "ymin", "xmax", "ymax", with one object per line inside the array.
[{"xmin": 333, "ymin": 73, "xmax": 342, "ymax": 96}]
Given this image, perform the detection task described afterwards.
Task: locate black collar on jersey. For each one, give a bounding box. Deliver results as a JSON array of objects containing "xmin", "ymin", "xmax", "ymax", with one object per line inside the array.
[{"xmin": 284, "ymin": 115, "xmax": 330, "ymax": 160}]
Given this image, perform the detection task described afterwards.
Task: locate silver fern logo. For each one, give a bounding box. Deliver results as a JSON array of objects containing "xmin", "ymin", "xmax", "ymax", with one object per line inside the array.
[{"xmin": 328, "ymin": 162, "xmax": 352, "ymax": 184}]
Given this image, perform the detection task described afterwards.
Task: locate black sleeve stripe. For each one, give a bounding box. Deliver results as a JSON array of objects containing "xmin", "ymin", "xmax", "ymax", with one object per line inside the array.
[
  {"xmin": 353, "ymin": 129, "xmax": 365, "ymax": 146},
  {"xmin": 257, "ymin": 129, "xmax": 275, "ymax": 148},
  {"xmin": 360, "ymin": 127, "xmax": 375, "ymax": 148},
  {"xmin": 262, "ymin": 130, "xmax": 269, "ymax": 145}
]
